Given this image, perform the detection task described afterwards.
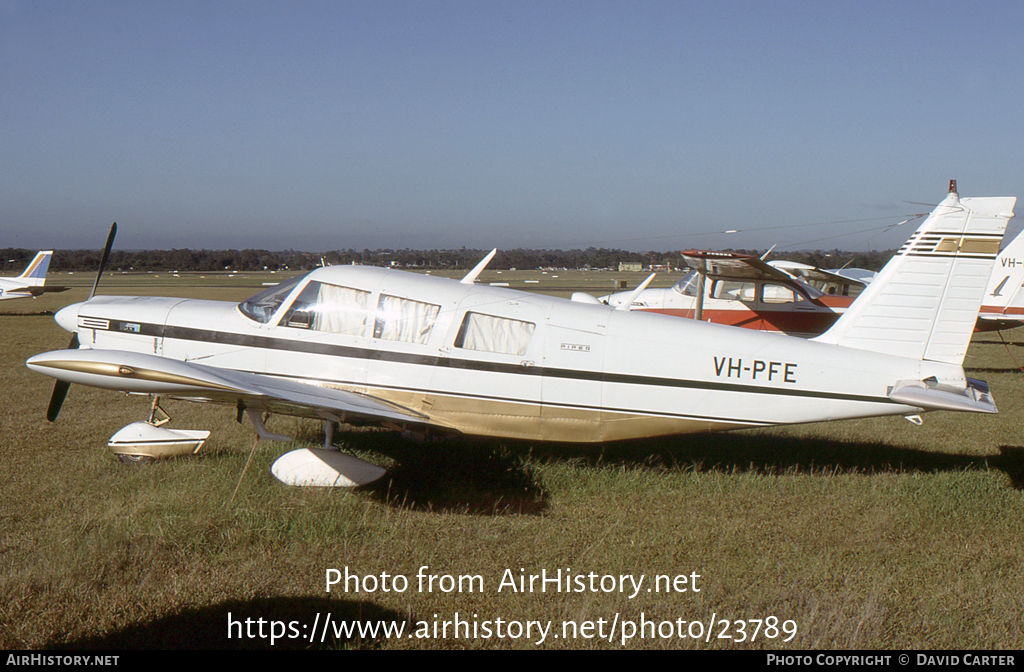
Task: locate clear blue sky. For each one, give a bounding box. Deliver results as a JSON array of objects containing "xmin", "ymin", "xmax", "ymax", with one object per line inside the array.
[{"xmin": 2, "ymin": 0, "xmax": 1023, "ymax": 252}]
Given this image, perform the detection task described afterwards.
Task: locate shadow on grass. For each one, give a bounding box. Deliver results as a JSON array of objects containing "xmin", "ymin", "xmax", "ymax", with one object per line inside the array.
[
  {"xmin": 47, "ymin": 596, "xmax": 412, "ymax": 650},
  {"xmin": 281, "ymin": 425, "xmax": 1024, "ymax": 516},
  {"xmin": 994, "ymin": 446, "xmax": 1024, "ymax": 489},
  {"xmin": 520, "ymin": 432, "xmax": 1024, "ymax": 486},
  {"xmin": 964, "ymin": 366, "xmax": 1024, "ymax": 373},
  {"xmin": 343, "ymin": 432, "xmax": 549, "ymax": 516},
  {"xmin": 347, "ymin": 428, "xmax": 1024, "ymax": 500}
]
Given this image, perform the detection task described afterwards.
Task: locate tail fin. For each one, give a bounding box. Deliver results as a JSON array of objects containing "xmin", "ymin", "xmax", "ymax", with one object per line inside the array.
[
  {"xmin": 813, "ymin": 182, "xmax": 1015, "ymax": 365},
  {"xmin": 17, "ymin": 251, "xmax": 52, "ymax": 287},
  {"xmin": 980, "ymin": 228, "xmax": 1024, "ymax": 312}
]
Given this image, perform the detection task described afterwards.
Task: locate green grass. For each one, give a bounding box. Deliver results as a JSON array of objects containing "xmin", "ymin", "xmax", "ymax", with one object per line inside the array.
[{"xmin": 1, "ymin": 273, "xmax": 1023, "ymax": 649}]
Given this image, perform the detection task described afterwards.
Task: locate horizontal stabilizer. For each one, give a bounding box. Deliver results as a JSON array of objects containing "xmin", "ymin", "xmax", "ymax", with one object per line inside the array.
[{"xmin": 888, "ymin": 378, "xmax": 997, "ymax": 414}]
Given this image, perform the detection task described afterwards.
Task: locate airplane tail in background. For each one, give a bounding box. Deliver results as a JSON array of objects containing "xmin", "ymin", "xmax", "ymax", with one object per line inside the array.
[
  {"xmin": 814, "ymin": 182, "xmax": 1015, "ymax": 365},
  {"xmin": 16, "ymin": 251, "xmax": 53, "ymax": 287},
  {"xmin": 980, "ymin": 228, "xmax": 1024, "ymax": 312}
]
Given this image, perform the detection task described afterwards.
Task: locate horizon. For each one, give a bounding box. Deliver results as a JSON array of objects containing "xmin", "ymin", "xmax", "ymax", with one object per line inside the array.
[{"xmin": 4, "ymin": 1, "xmax": 1024, "ymax": 253}]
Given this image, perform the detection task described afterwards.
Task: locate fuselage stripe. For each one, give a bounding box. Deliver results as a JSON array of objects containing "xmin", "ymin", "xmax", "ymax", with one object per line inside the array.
[{"xmin": 88, "ymin": 316, "xmax": 895, "ymax": 406}]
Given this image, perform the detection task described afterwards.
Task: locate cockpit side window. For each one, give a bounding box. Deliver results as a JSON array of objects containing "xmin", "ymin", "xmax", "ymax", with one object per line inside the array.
[
  {"xmin": 280, "ymin": 281, "xmax": 370, "ymax": 335},
  {"xmin": 761, "ymin": 283, "xmax": 807, "ymax": 304},
  {"xmin": 238, "ymin": 274, "xmax": 306, "ymax": 324},
  {"xmin": 711, "ymin": 280, "xmax": 756, "ymax": 303}
]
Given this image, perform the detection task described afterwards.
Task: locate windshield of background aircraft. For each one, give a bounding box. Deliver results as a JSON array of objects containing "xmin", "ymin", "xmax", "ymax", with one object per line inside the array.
[
  {"xmin": 671, "ymin": 270, "xmax": 700, "ymax": 296},
  {"xmin": 792, "ymin": 279, "xmax": 824, "ymax": 300},
  {"xmin": 238, "ymin": 274, "xmax": 308, "ymax": 323}
]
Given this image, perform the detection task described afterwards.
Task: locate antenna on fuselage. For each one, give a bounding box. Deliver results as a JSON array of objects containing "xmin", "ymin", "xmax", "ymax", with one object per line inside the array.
[{"xmin": 460, "ymin": 249, "xmax": 497, "ymax": 284}]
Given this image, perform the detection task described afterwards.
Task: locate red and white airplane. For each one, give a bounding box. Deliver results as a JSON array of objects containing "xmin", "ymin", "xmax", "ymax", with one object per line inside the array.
[{"xmin": 603, "ymin": 184, "xmax": 1024, "ymax": 336}]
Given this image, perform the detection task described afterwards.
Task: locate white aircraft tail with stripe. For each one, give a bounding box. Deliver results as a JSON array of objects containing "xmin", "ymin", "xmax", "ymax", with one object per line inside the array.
[
  {"xmin": 980, "ymin": 227, "xmax": 1024, "ymax": 312},
  {"xmin": 814, "ymin": 181, "xmax": 1015, "ymax": 365},
  {"xmin": 15, "ymin": 250, "xmax": 52, "ymax": 287}
]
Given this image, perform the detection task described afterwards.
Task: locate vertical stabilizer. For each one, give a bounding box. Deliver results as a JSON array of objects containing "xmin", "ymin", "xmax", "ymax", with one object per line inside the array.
[
  {"xmin": 980, "ymin": 227, "xmax": 1024, "ymax": 313},
  {"xmin": 813, "ymin": 183, "xmax": 1015, "ymax": 365},
  {"xmin": 16, "ymin": 251, "xmax": 52, "ymax": 287}
]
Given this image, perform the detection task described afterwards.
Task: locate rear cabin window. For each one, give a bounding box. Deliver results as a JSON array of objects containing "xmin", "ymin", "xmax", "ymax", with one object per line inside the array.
[
  {"xmin": 281, "ymin": 281, "xmax": 370, "ymax": 335},
  {"xmin": 373, "ymin": 294, "xmax": 440, "ymax": 344},
  {"xmin": 454, "ymin": 312, "xmax": 536, "ymax": 356}
]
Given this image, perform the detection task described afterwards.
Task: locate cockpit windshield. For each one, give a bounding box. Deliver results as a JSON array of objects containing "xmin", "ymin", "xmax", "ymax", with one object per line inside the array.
[
  {"xmin": 671, "ymin": 270, "xmax": 700, "ymax": 296},
  {"xmin": 238, "ymin": 273, "xmax": 308, "ymax": 323},
  {"xmin": 793, "ymin": 279, "xmax": 824, "ymax": 300}
]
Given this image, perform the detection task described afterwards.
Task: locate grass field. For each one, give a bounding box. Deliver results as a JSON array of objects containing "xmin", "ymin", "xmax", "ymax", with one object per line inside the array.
[{"xmin": 1, "ymin": 269, "xmax": 1023, "ymax": 649}]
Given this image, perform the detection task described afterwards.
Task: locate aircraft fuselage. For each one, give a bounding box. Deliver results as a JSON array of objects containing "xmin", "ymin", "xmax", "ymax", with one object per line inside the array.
[{"xmin": 53, "ymin": 265, "xmax": 961, "ymax": 442}]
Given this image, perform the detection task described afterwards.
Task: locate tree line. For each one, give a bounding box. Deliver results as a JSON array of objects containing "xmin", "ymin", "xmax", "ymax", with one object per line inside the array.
[{"xmin": 1, "ymin": 246, "xmax": 896, "ymax": 274}]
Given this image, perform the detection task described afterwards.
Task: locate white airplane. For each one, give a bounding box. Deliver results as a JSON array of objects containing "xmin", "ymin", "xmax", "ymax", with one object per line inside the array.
[
  {"xmin": 0, "ymin": 250, "xmax": 61, "ymax": 301},
  {"xmin": 976, "ymin": 227, "xmax": 1024, "ymax": 331},
  {"xmin": 603, "ymin": 209, "xmax": 1024, "ymax": 336},
  {"xmin": 25, "ymin": 184, "xmax": 1016, "ymax": 487}
]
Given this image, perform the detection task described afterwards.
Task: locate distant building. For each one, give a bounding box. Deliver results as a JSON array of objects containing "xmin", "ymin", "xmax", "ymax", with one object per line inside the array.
[{"xmin": 618, "ymin": 262, "xmax": 643, "ymax": 272}]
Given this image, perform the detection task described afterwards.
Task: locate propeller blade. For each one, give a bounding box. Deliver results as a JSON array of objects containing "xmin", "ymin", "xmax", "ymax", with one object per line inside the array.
[
  {"xmin": 88, "ymin": 222, "xmax": 117, "ymax": 300},
  {"xmin": 45, "ymin": 317, "xmax": 81, "ymax": 422},
  {"xmin": 46, "ymin": 224, "xmax": 109, "ymax": 422},
  {"xmin": 46, "ymin": 380, "xmax": 70, "ymax": 422}
]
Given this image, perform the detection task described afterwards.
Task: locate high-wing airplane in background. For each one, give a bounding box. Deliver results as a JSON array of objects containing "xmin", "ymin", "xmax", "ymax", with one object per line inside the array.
[
  {"xmin": 25, "ymin": 183, "xmax": 1016, "ymax": 487},
  {"xmin": 602, "ymin": 210, "xmax": 1024, "ymax": 336},
  {"xmin": 601, "ymin": 249, "xmax": 865, "ymax": 337},
  {"xmin": 0, "ymin": 251, "xmax": 64, "ymax": 301}
]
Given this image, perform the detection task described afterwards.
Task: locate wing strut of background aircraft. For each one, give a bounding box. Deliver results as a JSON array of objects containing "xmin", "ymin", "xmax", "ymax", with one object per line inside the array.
[
  {"xmin": 26, "ymin": 182, "xmax": 1016, "ymax": 488},
  {"xmin": 0, "ymin": 250, "xmax": 67, "ymax": 301}
]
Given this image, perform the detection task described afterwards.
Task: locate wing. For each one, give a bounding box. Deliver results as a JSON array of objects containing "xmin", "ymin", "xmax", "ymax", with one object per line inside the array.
[
  {"xmin": 26, "ymin": 348, "xmax": 429, "ymax": 426},
  {"xmin": 768, "ymin": 261, "xmax": 871, "ymax": 289},
  {"xmin": 679, "ymin": 250, "xmax": 797, "ymax": 284}
]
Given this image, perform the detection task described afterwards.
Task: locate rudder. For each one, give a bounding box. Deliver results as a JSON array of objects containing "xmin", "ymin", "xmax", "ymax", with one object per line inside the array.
[{"xmin": 813, "ymin": 181, "xmax": 1015, "ymax": 365}]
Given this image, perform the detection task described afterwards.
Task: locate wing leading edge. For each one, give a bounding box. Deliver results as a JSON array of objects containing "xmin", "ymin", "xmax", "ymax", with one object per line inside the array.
[{"xmin": 25, "ymin": 349, "xmax": 428, "ymax": 427}]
